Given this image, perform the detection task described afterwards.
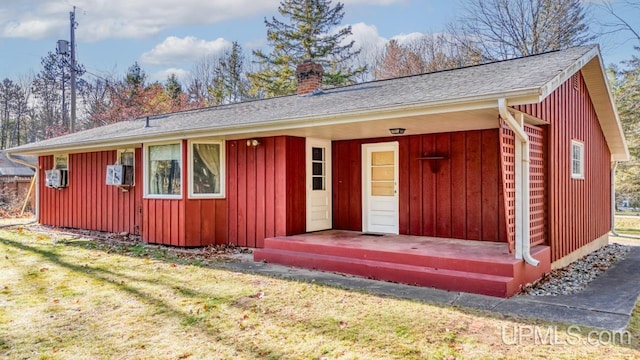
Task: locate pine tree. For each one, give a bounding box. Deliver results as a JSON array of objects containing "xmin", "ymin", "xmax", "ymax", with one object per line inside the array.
[
  {"xmin": 210, "ymin": 42, "xmax": 251, "ymax": 104},
  {"xmin": 248, "ymin": 0, "xmax": 364, "ymax": 97}
]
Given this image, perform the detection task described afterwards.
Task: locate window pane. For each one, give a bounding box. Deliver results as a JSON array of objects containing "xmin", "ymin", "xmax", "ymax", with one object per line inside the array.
[
  {"xmin": 372, "ymin": 181, "xmax": 394, "ymax": 196},
  {"xmin": 120, "ymin": 151, "xmax": 134, "ymax": 166},
  {"xmin": 312, "ymin": 162, "xmax": 324, "ymax": 176},
  {"xmin": 192, "ymin": 143, "xmax": 221, "ymax": 195},
  {"xmin": 312, "ymin": 176, "xmax": 324, "ymax": 190},
  {"xmin": 148, "ymin": 144, "xmax": 181, "ymax": 195},
  {"xmin": 54, "ymin": 155, "xmax": 68, "ymax": 169},
  {"xmin": 371, "ymin": 166, "xmax": 394, "ymax": 181},
  {"xmin": 312, "ymin": 147, "xmax": 324, "ymax": 161},
  {"xmin": 372, "ymin": 151, "xmax": 394, "ymax": 166}
]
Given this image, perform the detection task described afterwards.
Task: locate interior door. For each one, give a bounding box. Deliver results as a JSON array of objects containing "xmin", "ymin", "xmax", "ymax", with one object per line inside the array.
[
  {"xmin": 362, "ymin": 142, "xmax": 399, "ymax": 234},
  {"xmin": 306, "ymin": 138, "xmax": 332, "ymax": 232}
]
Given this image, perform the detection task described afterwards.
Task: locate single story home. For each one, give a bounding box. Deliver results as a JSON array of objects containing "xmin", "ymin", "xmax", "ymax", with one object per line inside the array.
[{"xmin": 8, "ymin": 45, "xmax": 628, "ymax": 297}]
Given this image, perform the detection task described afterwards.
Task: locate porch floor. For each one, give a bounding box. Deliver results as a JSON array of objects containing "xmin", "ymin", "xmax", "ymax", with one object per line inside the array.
[{"xmin": 253, "ymin": 230, "xmax": 551, "ymax": 297}]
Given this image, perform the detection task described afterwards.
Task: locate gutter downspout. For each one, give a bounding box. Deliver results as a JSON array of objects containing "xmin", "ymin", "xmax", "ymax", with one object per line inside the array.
[
  {"xmin": 498, "ymin": 98, "xmax": 539, "ymax": 266},
  {"xmin": 6, "ymin": 152, "xmax": 38, "ymax": 222},
  {"xmin": 611, "ymin": 161, "xmax": 619, "ymax": 236}
]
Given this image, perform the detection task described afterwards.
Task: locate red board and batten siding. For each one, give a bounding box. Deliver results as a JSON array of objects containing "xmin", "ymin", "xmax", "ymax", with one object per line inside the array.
[
  {"xmin": 332, "ymin": 130, "xmax": 505, "ymax": 242},
  {"xmin": 38, "ymin": 149, "xmax": 142, "ymax": 235},
  {"xmin": 515, "ymin": 71, "xmax": 611, "ymax": 262},
  {"xmin": 226, "ymin": 136, "xmax": 306, "ymax": 248},
  {"xmin": 39, "ymin": 136, "xmax": 305, "ymax": 248}
]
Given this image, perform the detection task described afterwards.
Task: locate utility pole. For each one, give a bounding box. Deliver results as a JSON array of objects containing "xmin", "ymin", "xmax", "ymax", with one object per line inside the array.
[{"xmin": 69, "ymin": 6, "xmax": 77, "ymax": 133}]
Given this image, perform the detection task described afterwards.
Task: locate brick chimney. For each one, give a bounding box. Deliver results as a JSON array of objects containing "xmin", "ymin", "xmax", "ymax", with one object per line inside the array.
[{"xmin": 296, "ymin": 60, "xmax": 324, "ymax": 95}]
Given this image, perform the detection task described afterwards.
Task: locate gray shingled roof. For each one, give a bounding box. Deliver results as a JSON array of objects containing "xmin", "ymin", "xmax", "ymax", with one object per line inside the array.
[
  {"xmin": 9, "ymin": 46, "xmax": 599, "ymax": 154},
  {"xmin": 0, "ymin": 151, "xmax": 36, "ymax": 177}
]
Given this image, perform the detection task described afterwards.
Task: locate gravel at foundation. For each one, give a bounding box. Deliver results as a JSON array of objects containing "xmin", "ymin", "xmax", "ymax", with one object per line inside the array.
[{"xmin": 521, "ymin": 243, "xmax": 631, "ymax": 296}]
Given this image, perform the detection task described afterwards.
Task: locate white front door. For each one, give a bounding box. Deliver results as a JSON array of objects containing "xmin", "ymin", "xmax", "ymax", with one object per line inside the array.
[
  {"xmin": 306, "ymin": 138, "xmax": 332, "ymax": 232},
  {"xmin": 362, "ymin": 142, "xmax": 399, "ymax": 234}
]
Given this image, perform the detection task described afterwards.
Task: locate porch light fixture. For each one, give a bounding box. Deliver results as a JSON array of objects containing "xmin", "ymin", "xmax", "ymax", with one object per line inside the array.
[
  {"xmin": 389, "ymin": 128, "xmax": 406, "ymax": 135},
  {"xmin": 246, "ymin": 139, "xmax": 260, "ymax": 147}
]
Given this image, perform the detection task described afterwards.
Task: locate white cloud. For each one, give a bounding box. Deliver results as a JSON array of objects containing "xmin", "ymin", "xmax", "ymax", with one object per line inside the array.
[
  {"xmin": 391, "ymin": 32, "xmax": 428, "ymax": 44},
  {"xmin": 141, "ymin": 36, "xmax": 231, "ymax": 66},
  {"xmin": 150, "ymin": 67, "xmax": 190, "ymax": 84},
  {"xmin": 348, "ymin": 22, "xmax": 388, "ymax": 51},
  {"xmin": 0, "ymin": 0, "xmax": 281, "ymax": 41},
  {"xmin": 0, "ymin": 0, "xmax": 412, "ymax": 41}
]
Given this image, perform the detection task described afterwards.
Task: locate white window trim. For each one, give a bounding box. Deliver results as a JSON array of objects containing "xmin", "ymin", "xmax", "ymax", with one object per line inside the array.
[
  {"xmin": 571, "ymin": 139, "xmax": 584, "ymax": 179},
  {"xmin": 53, "ymin": 153, "xmax": 68, "ymax": 169},
  {"xmin": 188, "ymin": 139, "xmax": 225, "ymax": 199},
  {"xmin": 144, "ymin": 141, "xmax": 183, "ymax": 199}
]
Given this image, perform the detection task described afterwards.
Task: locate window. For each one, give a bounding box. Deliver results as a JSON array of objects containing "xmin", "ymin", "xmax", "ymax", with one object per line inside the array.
[
  {"xmin": 571, "ymin": 140, "xmax": 584, "ymax": 179},
  {"xmin": 189, "ymin": 141, "xmax": 225, "ymax": 198},
  {"xmin": 311, "ymin": 147, "xmax": 325, "ymax": 191},
  {"xmin": 146, "ymin": 143, "xmax": 181, "ymax": 197},
  {"xmin": 53, "ymin": 154, "xmax": 68, "ymax": 169},
  {"xmin": 118, "ymin": 149, "xmax": 135, "ymax": 166},
  {"xmin": 116, "ymin": 149, "xmax": 135, "ymax": 186}
]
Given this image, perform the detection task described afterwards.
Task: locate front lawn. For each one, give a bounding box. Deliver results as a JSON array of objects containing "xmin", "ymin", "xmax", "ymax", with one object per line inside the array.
[{"xmin": 1, "ymin": 228, "xmax": 638, "ymax": 359}]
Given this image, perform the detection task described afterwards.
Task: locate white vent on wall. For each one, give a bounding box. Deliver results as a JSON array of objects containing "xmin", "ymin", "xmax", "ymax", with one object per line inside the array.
[
  {"xmin": 106, "ymin": 164, "xmax": 134, "ymax": 186},
  {"xmin": 45, "ymin": 169, "xmax": 69, "ymax": 189}
]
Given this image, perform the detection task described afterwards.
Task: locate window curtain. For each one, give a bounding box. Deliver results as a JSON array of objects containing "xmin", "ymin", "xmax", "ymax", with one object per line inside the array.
[
  {"xmin": 194, "ymin": 143, "xmax": 220, "ymax": 193},
  {"xmin": 149, "ymin": 144, "xmax": 181, "ymax": 195}
]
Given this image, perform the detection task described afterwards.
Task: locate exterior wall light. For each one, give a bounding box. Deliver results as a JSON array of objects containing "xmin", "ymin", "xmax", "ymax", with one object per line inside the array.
[{"xmin": 389, "ymin": 128, "xmax": 406, "ymax": 135}]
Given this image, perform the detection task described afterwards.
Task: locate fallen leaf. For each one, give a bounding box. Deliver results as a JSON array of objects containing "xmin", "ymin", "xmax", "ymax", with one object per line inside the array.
[
  {"xmin": 53, "ymin": 299, "xmax": 60, "ymax": 303},
  {"xmin": 39, "ymin": 267, "xmax": 48, "ymax": 272}
]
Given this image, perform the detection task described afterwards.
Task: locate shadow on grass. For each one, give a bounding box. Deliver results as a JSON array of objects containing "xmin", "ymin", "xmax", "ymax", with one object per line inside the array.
[
  {"xmin": 6, "ymin": 231, "xmax": 639, "ymax": 355},
  {"xmin": 1, "ymin": 237, "xmax": 288, "ymax": 359}
]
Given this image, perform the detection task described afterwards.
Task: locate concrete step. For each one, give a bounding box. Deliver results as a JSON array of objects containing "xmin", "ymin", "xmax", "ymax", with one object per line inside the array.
[{"xmin": 254, "ymin": 247, "xmax": 519, "ymax": 297}]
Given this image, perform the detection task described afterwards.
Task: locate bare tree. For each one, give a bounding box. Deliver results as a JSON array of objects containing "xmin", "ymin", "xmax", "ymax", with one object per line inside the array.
[
  {"xmin": 186, "ymin": 54, "xmax": 222, "ymax": 106},
  {"xmin": 373, "ymin": 34, "xmax": 482, "ymax": 80},
  {"xmin": 450, "ymin": 0, "xmax": 594, "ymax": 61},
  {"xmin": 598, "ymin": 1, "xmax": 640, "ymax": 42}
]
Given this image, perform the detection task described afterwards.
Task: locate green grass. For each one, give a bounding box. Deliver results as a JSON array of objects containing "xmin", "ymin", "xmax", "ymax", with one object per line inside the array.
[
  {"xmin": 1, "ymin": 227, "xmax": 639, "ymax": 359},
  {"xmin": 615, "ymin": 215, "xmax": 640, "ymax": 236}
]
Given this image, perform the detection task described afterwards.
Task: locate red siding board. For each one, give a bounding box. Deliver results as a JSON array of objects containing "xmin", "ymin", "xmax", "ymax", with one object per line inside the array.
[
  {"xmin": 481, "ymin": 130, "xmax": 500, "ymax": 241},
  {"xmin": 246, "ymin": 144, "xmax": 257, "ymax": 247},
  {"xmin": 435, "ymin": 133, "xmax": 452, "ymax": 238},
  {"xmin": 421, "ymin": 134, "xmax": 436, "ymax": 236},
  {"xmin": 465, "ymin": 131, "xmax": 482, "ymax": 240},
  {"xmin": 286, "ymin": 137, "xmax": 306, "ymax": 235},
  {"xmin": 227, "ymin": 141, "xmax": 239, "ymax": 245},
  {"xmin": 264, "ymin": 137, "xmax": 276, "ymax": 239},
  {"xmin": 349, "ymin": 141, "xmax": 362, "ymax": 231},
  {"xmin": 450, "ymin": 133, "xmax": 467, "ymax": 239},
  {"xmin": 255, "ymin": 143, "xmax": 267, "ymax": 248},
  {"xmin": 274, "ymin": 137, "xmax": 287, "ymax": 236}
]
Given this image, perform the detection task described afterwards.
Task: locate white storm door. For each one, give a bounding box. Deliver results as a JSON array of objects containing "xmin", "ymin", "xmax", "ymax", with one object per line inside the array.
[
  {"xmin": 362, "ymin": 142, "xmax": 399, "ymax": 234},
  {"xmin": 306, "ymin": 138, "xmax": 332, "ymax": 232}
]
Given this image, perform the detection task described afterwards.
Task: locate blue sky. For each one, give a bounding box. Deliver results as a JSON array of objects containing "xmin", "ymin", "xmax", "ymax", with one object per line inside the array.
[{"xmin": 0, "ymin": 0, "xmax": 638, "ymax": 84}]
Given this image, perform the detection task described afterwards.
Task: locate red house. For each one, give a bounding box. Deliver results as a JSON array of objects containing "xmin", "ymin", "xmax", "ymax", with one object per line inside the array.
[{"xmin": 9, "ymin": 45, "xmax": 628, "ymax": 297}]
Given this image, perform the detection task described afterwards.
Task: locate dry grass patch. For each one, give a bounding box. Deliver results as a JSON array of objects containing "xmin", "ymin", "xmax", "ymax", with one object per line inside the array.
[
  {"xmin": 615, "ymin": 216, "xmax": 640, "ymax": 236},
  {"xmin": 1, "ymin": 228, "xmax": 639, "ymax": 359}
]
